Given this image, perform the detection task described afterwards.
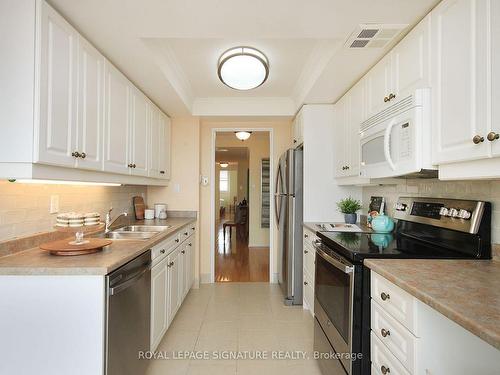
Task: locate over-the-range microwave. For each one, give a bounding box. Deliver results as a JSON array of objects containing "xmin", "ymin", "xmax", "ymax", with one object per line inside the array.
[{"xmin": 359, "ymin": 88, "xmax": 437, "ymax": 179}]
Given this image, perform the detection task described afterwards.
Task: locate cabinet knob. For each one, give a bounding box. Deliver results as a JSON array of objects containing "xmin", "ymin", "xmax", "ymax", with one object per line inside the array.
[
  {"xmin": 384, "ymin": 96, "xmax": 390, "ymax": 103},
  {"xmin": 184, "ymin": 232, "xmax": 188, "ymax": 236},
  {"xmin": 160, "ymin": 170, "xmax": 165, "ymax": 174},
  {"xmin": 304, "ymin": 234, "xmax": 308, "ymax": 238},
  {"xmin": 381, "ymin": 328, "xmax": 391, "ymax": 337},
  {"xmin": 128, "ymin": 163, "xmax": 134, "ymax": 168},
  {"xmin": 293, "ymin": 139, "xmax": 297, "ymax": 144},
  {"xmin": 472, "ymin": 135, "xmax": 485, "ymax": 144},
  {"xmin": 72, "ymin": 151, "xmax": 81, "ymax": 158},
  {"xmin": 304, "ymin": 250, "xmax": 308, "ymax": 254},
  {"xmin": 132, "ymin": 163, "xmax": 136, "ymax": 168},
  {"xmin": 160, "ymin": 249, "xmax": 165, "ymax": 254},
  {"xmin": 181, "ymin": 250, "xmax": 185, "ymax": 254},
  {"xmin": 189, "ymin": 243, "xmax": 192, "ymax": 246},
  {"xmin": 388, "ymin": 93, "xmax": 396, "ymax": 101},
  {"xmin": 381, "ymin": 365, "xmax": 391, "ymax": 374},
  {"xmin": 303, "ymin": 281, "xmax": 308, "ymax": 285},
  {"xmin": 191, "ymin": 227, "xmax": 195, "ymax": 230},
  {"xmin": 80, "ymin": 152, "xmax": 86, "ymax": 159},
  {"xmin": 175, "ymin": 239, "xmax": 179, "ymax": 243},
  {"xmin": 487, "ymin": 132, "xmax": 499, "ymax": 142},
  {"xmin": 380, "ymin": 292, "xmax": 390, "ymax": 301}
]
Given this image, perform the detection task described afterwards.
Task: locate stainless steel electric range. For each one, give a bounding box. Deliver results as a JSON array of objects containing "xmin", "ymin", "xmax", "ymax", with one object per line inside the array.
[{"xmin": 312, "ymin": 197, "xmax": 492, "ymax": 375}]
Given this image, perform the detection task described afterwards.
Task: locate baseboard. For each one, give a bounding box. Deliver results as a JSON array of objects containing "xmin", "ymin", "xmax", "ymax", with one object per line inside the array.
[{"xmin": 248, "ymin": 245, "xmax": 269, "ymax": 250}]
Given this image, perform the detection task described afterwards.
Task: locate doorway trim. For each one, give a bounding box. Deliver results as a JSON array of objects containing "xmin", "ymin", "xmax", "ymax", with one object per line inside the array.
[{"xmin": 210, "ymin": 128, "xmax": 275, "ymax": 283}]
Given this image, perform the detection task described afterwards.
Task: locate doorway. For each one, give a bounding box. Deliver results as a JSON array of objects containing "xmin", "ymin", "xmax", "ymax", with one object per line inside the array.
[{"xmin": 213, "ymin": 131, "xmax": 271, "ymax": 282}]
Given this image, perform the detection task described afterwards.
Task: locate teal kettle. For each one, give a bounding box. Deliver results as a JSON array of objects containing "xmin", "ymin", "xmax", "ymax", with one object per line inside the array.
[{"xmin": 371, "ymin": 213, "xmax": 395, "ymax": 233}]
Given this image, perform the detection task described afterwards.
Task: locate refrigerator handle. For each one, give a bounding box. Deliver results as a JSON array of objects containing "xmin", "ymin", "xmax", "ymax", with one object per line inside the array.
[{"xmin": 274, "ymin": 163, "xmax": 282, "ymax": 224}]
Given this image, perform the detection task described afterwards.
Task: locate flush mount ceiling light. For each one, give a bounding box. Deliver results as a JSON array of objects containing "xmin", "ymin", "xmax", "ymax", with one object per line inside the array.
[
  {"xmin": 235, "ymin": 131, "xmax": 252, "ymax": 141},
  {"xmin": 219, "ymin": 162, "xmax": 229, "ymax": 168},
  {"xmin": 218, "ymin": 47, "xmax": 269, "ymax": 90}
]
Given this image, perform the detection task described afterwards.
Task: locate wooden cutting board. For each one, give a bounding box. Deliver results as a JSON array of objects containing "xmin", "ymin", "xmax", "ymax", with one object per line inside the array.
[
  {"xmin": 133, "ymin": 196, "xmax": 145, "ymax": 220},
  {"xmin": 39, "ymin": 238, "xmax": 112, "ymax": 256}
]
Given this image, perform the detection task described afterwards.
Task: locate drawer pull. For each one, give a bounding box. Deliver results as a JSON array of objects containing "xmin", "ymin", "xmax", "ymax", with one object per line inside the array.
[
  {"xmin": 160, "ymin": 249, "xmax": 165, "ymax": 254},
  {"xmin": 304, "ymin": 234, "xmax": 309, "ymax": 238},
  {"xmin": 175, "ymin": 239, "xmax": 179, "ymax": 243},
  {"xmin": 304, "ymin": 250, "xmax": 308, "ymax": 254},
  {"xmin": 303, "ymin": 281, "xmax": 308, "ymax": 286},
  {"xmin": 181, "ymin": 250, "xmax": 185, "ymax": 254},
  {"xmin": 380, "ymin": 292, "xmax": 390, "ymax": 301},
  {"xmin": 184, "ymin": 232, "xmax": 189, "ymax": 236},
  {"xmin": 381, "ymin": 365, "xmax": 390, "ymax": 374},
  {"xmin": 189, "ymin": 243, "xmax": 192, "ymax": 246},
  {"xmin": 381, "ymin": 328, "xmax": 390, "ymax": 338},
  {"xmin": 191, "ymin": 227, "xmax": 195, "ymax": 230}
]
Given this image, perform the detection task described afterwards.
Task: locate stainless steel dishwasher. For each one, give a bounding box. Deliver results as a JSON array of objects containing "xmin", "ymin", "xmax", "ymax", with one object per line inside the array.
[{"xmin": 106, "ymin": 250, "xmax": 151, "ymax": 375}]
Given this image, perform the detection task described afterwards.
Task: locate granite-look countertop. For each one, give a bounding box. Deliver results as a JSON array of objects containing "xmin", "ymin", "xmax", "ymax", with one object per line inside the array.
[
  {"xmin": 364, "ymin": 259, "xmax": 500, "ymax": 350},
  {"xmin": 0, "ymin": 217, "xmax": 196, "ymax": 276}
]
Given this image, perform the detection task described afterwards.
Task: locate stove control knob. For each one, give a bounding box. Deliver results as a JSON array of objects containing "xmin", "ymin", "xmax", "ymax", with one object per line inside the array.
[
  {"xmin": 449, "ymin": 208, "xmax": 459, "ymax": 218},
  {"xmin": 439, "ymin": 207, "xmax": 449, "ymax": 216},
  {"xmin": 458, "ymin": 209, "xmax": 472, "ymax": 220}
]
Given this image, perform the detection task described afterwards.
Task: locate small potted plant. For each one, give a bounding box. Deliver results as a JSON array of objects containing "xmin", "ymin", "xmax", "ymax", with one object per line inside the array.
[{"xmin": 337, "ymin": 197, "xmax": 363, "ymax": 224}]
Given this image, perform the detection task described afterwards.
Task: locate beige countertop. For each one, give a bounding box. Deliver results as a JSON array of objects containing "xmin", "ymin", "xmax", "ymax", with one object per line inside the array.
[
  {"xmin": 364, "ymin": 259, "xmax": 500, "ymax": 350},
  {"xmin": 0, "ymin": 217, "xmax": 196, "ymax": 276}
]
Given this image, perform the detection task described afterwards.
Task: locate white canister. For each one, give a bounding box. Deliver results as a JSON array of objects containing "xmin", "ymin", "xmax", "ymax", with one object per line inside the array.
[
  {"xmin": 154, "ymin": 203, "xmax": 168, "ymax": 219},
  {"xmin": 144, "ymin": 209, "xmax": 155, "ymax": 220}
]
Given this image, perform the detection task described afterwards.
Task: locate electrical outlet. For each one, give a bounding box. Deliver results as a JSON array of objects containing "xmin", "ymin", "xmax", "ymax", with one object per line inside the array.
[
  {"xmin": 50, "ymin": 195, "xmax": 59, "ymax": 214},
  {"xmin": 200, "ymin": 176, "xmax": 209, "ymax": 186}
]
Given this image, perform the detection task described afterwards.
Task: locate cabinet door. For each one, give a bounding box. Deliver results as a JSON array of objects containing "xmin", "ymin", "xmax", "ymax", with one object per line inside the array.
[
  {"xmin": 148, "ymin": 105, "xmax": 161, "ymax": 178},
  {"xmin": 129, "ymin": 89, "xmax": 149, "ymax": 176},
  {"xmin": 150, "ymin": 258, "xmax": 168, "ymax": 350},
  {"xmin": 167, "ymin": 249, "xmax": 180, "ymax": 325},
  {"xmin": 103, "ymin": 62, "xmax": 130, "ymax": 174},
  {"xmin": 183, "ymin": 241, "xmax": 191, "ymax": 296},
  {"xmin": 178, "ymin": 244, "xmax": 185, "ymax": 302},
  {"xmin": 346, "ymin": 82, "xmax": 364, "ymax": 177},
  {"xmin": 392, "ymin": 16, "xmax": 431, "ymax": 99},
  {"xmin": 158, "ymin": 112, "xmax": 170, "ymax": 179},
  {"xmin": 76, "ymin": 37, "xmax": 104, "ymax": 171},
  {"xmin": 293, "ymin": 111, "xmax": 304, "ymax": 146},
  {"xmin": 431, "ymin": 0, "xmax": 490, "ymax": 164},
  {"xmin": 365, "ymin": 55, "xmax": 392, "ymax": 120},
  {"xmin": 333, "ymin": 95, "xmax": 349, "ymax": 177},
  {"xmin": 36, "ymin": 1, "xmax": 77, "ymax": 167},
  {"xmin": 491, "ymin": 0, "xmax": 500, "ymax": 157}
]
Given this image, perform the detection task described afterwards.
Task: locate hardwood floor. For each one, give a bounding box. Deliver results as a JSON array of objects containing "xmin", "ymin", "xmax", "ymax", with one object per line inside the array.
[{"xmin": 215, "ymin": 215, "xmax": 269, "ymax": 282}]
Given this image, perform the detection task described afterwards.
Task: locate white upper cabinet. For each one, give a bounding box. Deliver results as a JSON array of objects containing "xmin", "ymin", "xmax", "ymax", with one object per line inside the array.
[
  {"xmin": 158, "ymin": 112, "xmax": 171, "ymax": 179},
  {"xmin": 103, "ymin": 61, "xmax": 130, "ymax": 175},
  {"xmin": 129, "ymin": 88, "xmax": 149, "ymax": 176},
  {"xmin": 431, "ymin": 0, "xmax": 490, "ymax": 165},
  {"xmin": 36, "ymin": 2, "xmax": 78, "ymax": 167},
  {"xmin": 365, "ymin": 55, "xmax": 393, "ymax": 119},
  {"xmin": 334, "ymin": 82, "xmax": 365, "ymax": 179},
  {"xmin": 292, "ymin": 111, "xmax": 304, "ymax": 146},
  {"xmin": 491, "ymin": 0, "xmax": 500, "ymax": 157},
  {"xmin": 392, "ymin": 16, "xmax": 431, "ymax": 100},
  {"xmin": 364, "ymin": 16, "xmax": 431, "ymax": 121},
  {"xmin": 76, "ymin": 36, "xmax": 104, "ymax": 171}
]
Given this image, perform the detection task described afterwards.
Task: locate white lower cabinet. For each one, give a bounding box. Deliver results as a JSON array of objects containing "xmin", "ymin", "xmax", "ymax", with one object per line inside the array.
[
  {"xmin": 302, "ymin": 227, "xmax": 316, "ymax": 315},
  {"xmin": 370, "ymin": 271, "xmax": 500, "ymax": 374},
  {"xmin": 150, "ymin": 226, "xmax": 196, "ymax": 351}
]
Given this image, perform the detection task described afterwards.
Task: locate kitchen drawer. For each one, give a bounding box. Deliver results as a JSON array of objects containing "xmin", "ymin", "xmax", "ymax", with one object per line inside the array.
[
  {"xmin": 371, "ymin": 300, "xmax": 418, "ymax": 373},
  {"xmin": 371, "ymin": 331, "xmax": 411, "ymax": 375},
  {"xmin": 180, "ymin": 225, "xmax": 195, "ymax": 242},
  {"xmin": 151, "ymin": 233, "xmax": 181, "ymax": 263},
  {"xmin": 303, "ymin": 271, "xmax": 314, "ymax": 314},
  {"xmin": 303, "ymin": 242, "xmax": 315, "ymax": 279},
  {"xmin": 371, "ymin": 271, "xmax": 418, "ymax": 335}
]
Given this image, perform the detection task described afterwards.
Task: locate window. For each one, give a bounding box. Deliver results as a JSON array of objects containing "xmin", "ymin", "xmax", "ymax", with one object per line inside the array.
[{"xmin": 219, "ymin": 170, "xmax": 229, "ymax": 192}]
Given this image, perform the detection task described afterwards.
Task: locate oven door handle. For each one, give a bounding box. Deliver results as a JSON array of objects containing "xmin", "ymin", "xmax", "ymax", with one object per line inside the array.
[
  {"xmin": 383, "ymin": 117, "xmax": 397, "ymax": 171},
  {"xmin": 313, "ymin": 241, "xmax": 354, "ymax": 274}
]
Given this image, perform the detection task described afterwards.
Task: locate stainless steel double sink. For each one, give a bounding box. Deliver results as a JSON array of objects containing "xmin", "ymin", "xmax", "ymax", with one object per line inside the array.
[{"xmin": 94, "ymin": 225, "xmax": 172, "ymax": 240}]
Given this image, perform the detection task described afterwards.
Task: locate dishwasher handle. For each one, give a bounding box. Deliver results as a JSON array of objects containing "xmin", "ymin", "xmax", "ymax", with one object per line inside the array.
[{"xmin": 109, "ymin": 264, "xmax": 150, "ymax": 296}]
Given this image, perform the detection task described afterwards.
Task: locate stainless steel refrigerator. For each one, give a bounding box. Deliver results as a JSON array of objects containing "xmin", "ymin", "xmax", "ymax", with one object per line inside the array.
[{"xmin": 275, "ymin": 147, "xmax": 303, "ymax": 305}]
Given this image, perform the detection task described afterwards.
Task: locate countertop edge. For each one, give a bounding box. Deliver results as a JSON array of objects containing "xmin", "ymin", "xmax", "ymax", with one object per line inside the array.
[{"xmin": 364, "ymin": 259, "xmax": 500, "ymax": 351}]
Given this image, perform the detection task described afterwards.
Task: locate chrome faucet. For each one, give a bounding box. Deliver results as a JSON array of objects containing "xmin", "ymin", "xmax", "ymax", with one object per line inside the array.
[{"xmin": 105, "ymin": 208, "xmax": 128, "ymax": 233}]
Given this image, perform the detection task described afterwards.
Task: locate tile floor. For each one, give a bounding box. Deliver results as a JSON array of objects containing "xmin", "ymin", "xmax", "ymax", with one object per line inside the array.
[{"xmin": 146, "ymin": 283, "xmax": 322, "ymax": 375}]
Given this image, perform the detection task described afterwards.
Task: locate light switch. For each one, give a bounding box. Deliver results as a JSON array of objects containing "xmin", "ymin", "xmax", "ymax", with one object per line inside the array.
[
  {"xmin": 50, "ymin": 195, "xmax": 59, "ymax": 214},
  {"xmin": 174, "ymin": 183, "xmax": 181, "ymax": 193}
]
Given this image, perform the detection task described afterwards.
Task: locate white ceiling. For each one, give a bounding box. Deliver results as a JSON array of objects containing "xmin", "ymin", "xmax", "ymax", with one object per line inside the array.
[{"xmin": 49, "ymin": 0, "xmax": 441, "ymax": 117}]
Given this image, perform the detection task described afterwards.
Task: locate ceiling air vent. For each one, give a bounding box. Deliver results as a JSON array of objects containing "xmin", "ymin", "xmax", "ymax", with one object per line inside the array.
[{"xmin": 345, "ymin": 24, "xmax": 408, "ymax": 49}]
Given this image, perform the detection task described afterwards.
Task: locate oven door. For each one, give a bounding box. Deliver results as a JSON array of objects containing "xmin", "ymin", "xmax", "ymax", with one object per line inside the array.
[
  {"xmin": 359, "ymin": 107, "xmax": 419, "ymax": 178},
  {"xmin": 314, "ymin": 241, "xmax": 354, "ymax": 373}
]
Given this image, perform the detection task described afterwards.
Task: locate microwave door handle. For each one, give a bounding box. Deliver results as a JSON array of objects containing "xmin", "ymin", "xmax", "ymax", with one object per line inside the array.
[{"xmin": 384, "ymin": 118, "xmax": 397, "ymax": 171}]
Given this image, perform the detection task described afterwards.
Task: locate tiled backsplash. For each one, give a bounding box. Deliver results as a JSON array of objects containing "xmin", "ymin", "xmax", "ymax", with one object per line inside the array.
[
  {"xmin": 363, "ymin": 179, "xmax": 500, "ymax": 244},
  {"xmin": 0, "ymin": 181, "xmax": 146, "ymax": 242}
]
